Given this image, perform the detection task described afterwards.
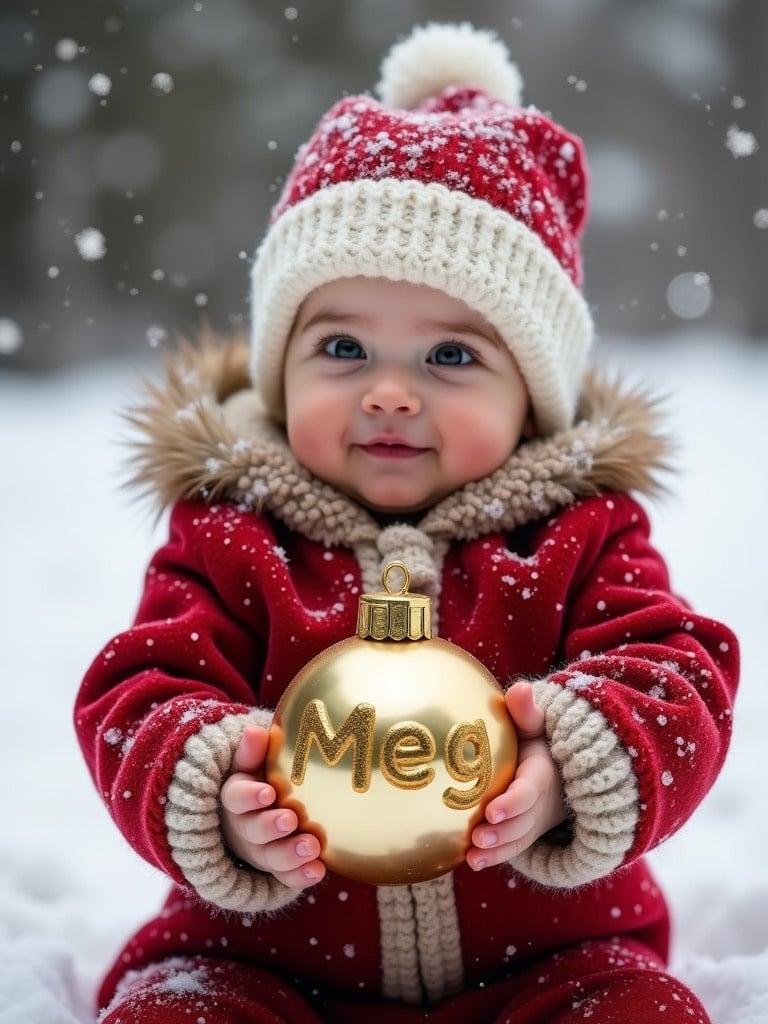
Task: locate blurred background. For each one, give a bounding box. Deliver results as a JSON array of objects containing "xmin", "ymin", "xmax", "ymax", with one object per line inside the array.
[
  {"xmin": 2, "ymin": 4, "xmax": 768, "ymax": 1022},
  {"xmin": 0, "ymin": 0, "xmax": 766, "ymax": 371}
]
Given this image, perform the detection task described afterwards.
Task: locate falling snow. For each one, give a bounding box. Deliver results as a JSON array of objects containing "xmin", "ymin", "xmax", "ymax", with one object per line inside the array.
[
  {"xmin": 54, "ymin": 38, "xmax": 79, "ymax": 61},
  {"xmin": 724, "ymin": 124, "xmax": 758, "ymax": 158},
  {"xmin": 151, "ymin": 72, "xmax": 175, "ymax": 95},
  {"xmin": 0, "ymin": 318, "xmax": 23, "ymax": 355},
  {"xmin": 74, "ymin": 227, "xmax": 107, "ymax": 261},
  {"xmin": 1, "ymin": 323, "xmax": 761, "ymax": 1018},
  {"xmin": 88, "ymin": 73, "xmax": 112, "ymax": 97}
]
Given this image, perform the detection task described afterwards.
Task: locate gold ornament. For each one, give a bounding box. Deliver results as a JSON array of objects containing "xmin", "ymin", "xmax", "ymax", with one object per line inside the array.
[{"xmin": 265, "ymin": 560, "xmax": 518, "ymax": 885}]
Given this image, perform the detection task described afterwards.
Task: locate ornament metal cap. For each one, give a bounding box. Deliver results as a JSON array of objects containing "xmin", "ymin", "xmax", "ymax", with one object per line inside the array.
[{"xmin": 356, "ymin": 560, "xmax": 432, "ymax": 642}]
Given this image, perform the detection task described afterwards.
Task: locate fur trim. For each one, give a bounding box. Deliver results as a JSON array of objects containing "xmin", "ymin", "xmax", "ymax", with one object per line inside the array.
[{"xmin": 118, "ymin": 324, "xmax": 679, "ymax": 544}]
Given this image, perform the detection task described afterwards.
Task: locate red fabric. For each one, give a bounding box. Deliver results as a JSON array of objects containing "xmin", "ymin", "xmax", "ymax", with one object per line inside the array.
[
  {"xmin": 73, "ymin": 490, "xmax": 738, "ymax": 1017},
  {"xmin": 270, "ymin": 88, "xmax": 589, "ymax": 286},
  {"xmin": 97, "ymin": 939, "xmax": 710, "ymax": 1023}
]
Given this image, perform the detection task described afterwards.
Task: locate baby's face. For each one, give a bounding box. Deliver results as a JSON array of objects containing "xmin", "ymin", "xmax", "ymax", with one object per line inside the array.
[{"xmin": 282, "ymin": 276, "xmax": 534, "ymax": 516}]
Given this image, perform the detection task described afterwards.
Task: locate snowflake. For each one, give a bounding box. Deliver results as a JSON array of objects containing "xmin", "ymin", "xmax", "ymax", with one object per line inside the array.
[
  {"xmin": 151, "ymin": 72, "xmax": 174, "ymax": 95},
  {"xmin": 74, "ymin": 227, "xmax": 107, "ymax": 261},
  {"xmin": 483, "ymin": 497, "xmax": 505, "ymax": 520},
  {"xmin": 88, "ymin": 73, "xmax": 112, "ymax": 97},
  {"xmin": 564, "ymin": 671, "xmax": 600, "ymax": 692},
  {"xmin": 725, "ymin": 124, "xmax": 758, "ymax": 158},
  {"xmin": 231, "ymin": 437, "xmax": 252, "ymax": 458},
  {"xmin": 0, "ymin": 317, "xmax": 23, "ymax": 355}
]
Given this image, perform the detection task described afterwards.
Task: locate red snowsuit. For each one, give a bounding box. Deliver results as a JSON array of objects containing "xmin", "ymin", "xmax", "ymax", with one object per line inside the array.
[{"xmin": 74, "ymin": 338, "xmax": 738, "ymax": 1023}]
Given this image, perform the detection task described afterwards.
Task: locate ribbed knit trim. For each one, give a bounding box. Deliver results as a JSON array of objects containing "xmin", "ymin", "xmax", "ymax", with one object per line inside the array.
[
  {"xmin": 357, "ymin": 534, "xmax": 464, "ymax": 1006},
  {"xmin": 165, "ymin": 707, "xmax": 306, "ymax": 914},
  {"xmin": 506, "ymin": 679, "xmax": 640, "ymax": 888},
  {"xmin": 248, "ymin": 178, "xmax": 594, "ymax": 436}
]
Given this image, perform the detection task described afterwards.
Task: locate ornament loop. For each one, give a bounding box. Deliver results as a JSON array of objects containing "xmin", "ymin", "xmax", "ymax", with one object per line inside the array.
[{"xmin": 382, "ymin": 560, "xmax": 410, "ymax": 595}]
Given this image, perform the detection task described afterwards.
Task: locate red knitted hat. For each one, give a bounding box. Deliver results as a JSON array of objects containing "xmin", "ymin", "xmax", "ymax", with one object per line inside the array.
[{"xmin": 249, "ymin": 21, "xmax": 594, "ymax": 436}]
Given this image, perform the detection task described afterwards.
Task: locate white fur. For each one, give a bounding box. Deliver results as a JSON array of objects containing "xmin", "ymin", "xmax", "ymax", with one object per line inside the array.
[{"xmin": 374, "ymin": 21, "xmax": 524, "ymax": 110}]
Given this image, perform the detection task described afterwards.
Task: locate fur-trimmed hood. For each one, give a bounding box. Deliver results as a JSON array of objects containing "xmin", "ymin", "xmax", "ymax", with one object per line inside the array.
[{"xmin": 118, "ymin": 325, "xmax": 679, "ymax": 548}]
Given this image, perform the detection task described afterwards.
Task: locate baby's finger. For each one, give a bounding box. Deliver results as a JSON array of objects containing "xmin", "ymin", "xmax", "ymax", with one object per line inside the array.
[
  {"xmin": 272, "ymin": 858, "xmax": 326, "ymax": 890},
  {"xmin": 467, "ymin": 831, "xmax": 535, "ymax": 871},
  {"xmin": 220, "ymin": 774, "xmax": 275, "ymax": 815},
  {"xmin": 504, "ymin": 682, "xmax": 545, "ymax": 740},
  {"xmin": 472, "ymin": 802, "xmax": 539, "ymax": 852},
  {"xmin": 484, "ymin": 776, "xmax": 537, "ymax": 824},
  {"xmin": 259, "ymin": 832, "xmax": 322, "ymax": 875},
  {"xmin": 230, "ymin": 724, "xmax": 269, "ymax": 775},
  {"xmin": 237, "ymin": 807, "xmax": 299, "ymax": 847}
]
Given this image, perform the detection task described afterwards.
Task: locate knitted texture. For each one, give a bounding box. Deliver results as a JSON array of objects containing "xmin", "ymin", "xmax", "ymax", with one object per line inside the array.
[
  {"xmin": 249, "ymin": 179, "xmax": 593, "ymax": 437},
  {"xmin": 165, "ymin": 707, "xmax": 305, "ymax": 914},
  {"xmin": 507, "ymin": 680, "xmax": 639, "ymax": 887},
  {"xmin": 249, "ymin": 21, "xmax": 594, "ymax": 437},
  {"xmin": 79, "ymin": 330, "xmax": 739, "ymax": 1011}
]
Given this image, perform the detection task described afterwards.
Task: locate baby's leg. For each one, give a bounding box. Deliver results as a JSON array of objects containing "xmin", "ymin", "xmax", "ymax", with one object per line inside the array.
[
  {"xmin": 97, "ymin": 955, "xmax": 325, "ymax": 1024},
  {"xmin": 487, "ymin": 937, "xmax": 710, "ymax": 1024}
]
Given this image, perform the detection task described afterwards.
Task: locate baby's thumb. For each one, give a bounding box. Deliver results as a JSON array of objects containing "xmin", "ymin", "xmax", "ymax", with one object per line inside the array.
[
  {"xmin": 231, "ymin": 724, "xmax": 270, "ymax": 775},
  {"xmin": 504, "ymin": 681, "xmax": 546, "ymax": 739}
]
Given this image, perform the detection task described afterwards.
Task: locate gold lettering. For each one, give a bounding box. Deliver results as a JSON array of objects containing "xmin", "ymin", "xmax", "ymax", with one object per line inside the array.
[
  {"xmin": 380, "ymin": 721, "xmax": 436, "ymax": 790},
  {"xmin": 290, "ymin": 702, "xmax": 493, "ymax": 809},
  {"xmin": 442, "ymin": 719, "xmax": 492, "ymax": 810},
  {"xmin": 291, "ymin": 699, "xmax": 376, "ymax": 793}
]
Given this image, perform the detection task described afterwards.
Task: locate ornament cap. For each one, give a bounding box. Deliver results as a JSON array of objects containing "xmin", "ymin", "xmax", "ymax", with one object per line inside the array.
[{"xmin": 357, "ymin": 559, "xmax": 432, "ymax": 641}]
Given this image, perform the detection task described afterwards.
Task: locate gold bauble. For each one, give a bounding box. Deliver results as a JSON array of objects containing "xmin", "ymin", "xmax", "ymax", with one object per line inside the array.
[{"xmin": 265, "ymin": 560, "xmax": 518, "ymax": 885}]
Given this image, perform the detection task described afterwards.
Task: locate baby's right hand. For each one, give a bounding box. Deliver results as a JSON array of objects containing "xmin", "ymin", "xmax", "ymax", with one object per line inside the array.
[{"xmin": 220, "ymin": 724, "xmax": 326, "ymax": 890}]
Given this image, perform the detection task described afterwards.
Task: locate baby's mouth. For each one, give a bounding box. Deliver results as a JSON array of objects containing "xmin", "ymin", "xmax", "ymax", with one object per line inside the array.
[{"xmin": 357, "ymin": 442, "xmax": 429, "ymax": 459}]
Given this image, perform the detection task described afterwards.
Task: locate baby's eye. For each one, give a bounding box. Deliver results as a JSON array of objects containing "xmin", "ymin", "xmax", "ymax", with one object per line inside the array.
[
  {"xmin": 316, "ymin": 335, "xmax": 478, "ymax": 366},
  {"xmin": 429, "ymin": 342, "xmax": 477, "ymax": 367},
  {"xmin": 319, "ymin": 335, "xmax": 366, "ymax": 360}
]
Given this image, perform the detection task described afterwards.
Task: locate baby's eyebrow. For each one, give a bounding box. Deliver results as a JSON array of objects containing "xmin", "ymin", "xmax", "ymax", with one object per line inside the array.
[
  {"xmin": 299, "ymin": 310, "xmax": 503, "ymax": 348},
  {"xmin": 417, "ymin": 318, "xmax": 504, "ymax": 348}
]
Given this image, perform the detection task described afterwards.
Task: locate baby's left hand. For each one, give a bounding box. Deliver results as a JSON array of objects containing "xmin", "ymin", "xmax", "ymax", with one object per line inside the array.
[{"xmin": 466, "ymin": 681, "xmax": 568, "ymax": 871}]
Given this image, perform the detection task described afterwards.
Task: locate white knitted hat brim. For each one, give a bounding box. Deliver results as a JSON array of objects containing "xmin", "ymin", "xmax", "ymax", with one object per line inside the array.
[{"xmin": 249, "ymin": 178, "xmax": 594, "ymax": 436}]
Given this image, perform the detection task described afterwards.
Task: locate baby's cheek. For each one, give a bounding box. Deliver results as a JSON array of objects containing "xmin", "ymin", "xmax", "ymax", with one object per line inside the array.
[
  {"xmin": 440, "ymin": 427, "xmax": 508, "ymax": 483},
  {"xmin": 289, "ymin": 408, "xmax": 343, "ymax": 468}
]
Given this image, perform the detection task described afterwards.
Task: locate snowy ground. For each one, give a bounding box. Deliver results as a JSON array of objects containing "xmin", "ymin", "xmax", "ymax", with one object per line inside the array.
[{"xmin": 1, "ymin": 329, "xmax": 767, "ymax": 1023}]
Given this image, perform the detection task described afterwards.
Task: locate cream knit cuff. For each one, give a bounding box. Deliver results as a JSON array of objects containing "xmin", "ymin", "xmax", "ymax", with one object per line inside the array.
[
  {"xmin": 507, "ymin": 679, "xmax": 640, "ymax": 888},
  {"xmin": 165, "ymin": 706, "xmax": 305, "ymax": 914},
  {"xmin": 249, "ymin": 177, "xmax": 594, "ymax": 437}
]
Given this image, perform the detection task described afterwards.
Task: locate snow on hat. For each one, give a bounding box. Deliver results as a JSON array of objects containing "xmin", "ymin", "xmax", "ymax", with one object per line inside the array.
[{"xmin": 249, "ymin": 20, "xmax": 594, "ymax": 436}]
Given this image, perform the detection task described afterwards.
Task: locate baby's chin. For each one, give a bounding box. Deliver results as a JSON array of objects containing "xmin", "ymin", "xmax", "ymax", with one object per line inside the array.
[{"xmin": 329, "ymin": 476, "xmax": 440, "ymax": 518}]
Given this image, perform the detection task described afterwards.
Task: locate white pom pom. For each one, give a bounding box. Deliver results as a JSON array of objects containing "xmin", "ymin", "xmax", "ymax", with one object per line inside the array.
[{"xmin": 375, "ymin": 21, "xmax": 524, "ymax": 110}]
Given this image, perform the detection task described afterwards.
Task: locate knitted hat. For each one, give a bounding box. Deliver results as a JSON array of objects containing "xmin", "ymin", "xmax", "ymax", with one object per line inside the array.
[{"xmin": 249, "ymin": 21, "xmax": 594, "ymax": 437}]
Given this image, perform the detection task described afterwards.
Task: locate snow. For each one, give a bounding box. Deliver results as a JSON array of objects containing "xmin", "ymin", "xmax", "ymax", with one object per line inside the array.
[
  {"xmin": 87, "ymin": 74, "xmax": 112, "ymax": 98},
  {"xmin": 73, "ymin": 228, "xmax": 106, "ymax": 262},
  {"xmin": 1, "ymin": 328, "xmax": 767, "ymax": 1021},
  {"xmin": 150, "ymin": 72, "xmax": 174, "ymax": 96},
  {"xmin": 54, "ymin": 39, "xmax": 79, "ymax": 63},
  {"xmin": 0, "ymin": 318, "xmax": 23, "ymax": 355},
  {"xmin": 724, "ymin": 124, "xmax": 758, "ymax": 159}
]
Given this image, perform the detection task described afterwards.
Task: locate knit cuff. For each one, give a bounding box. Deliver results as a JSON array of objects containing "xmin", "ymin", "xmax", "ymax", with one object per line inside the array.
[
  {"xmin": 507, "ymin": 679, "xmax": 640, "ymax": 888},
  {"xmin": 164, "ymin": 706, "xmax": 305, "ymax": 914}
]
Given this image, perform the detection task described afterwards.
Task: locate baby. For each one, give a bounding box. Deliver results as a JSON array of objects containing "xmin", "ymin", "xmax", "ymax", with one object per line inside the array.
[
  {"xmin": 75, "ymin": 21, "xmax": 739, "ymax": 1024},
  {"xmin": 221, "ymin": 274, "xmax": 567, "ymax": 893}
]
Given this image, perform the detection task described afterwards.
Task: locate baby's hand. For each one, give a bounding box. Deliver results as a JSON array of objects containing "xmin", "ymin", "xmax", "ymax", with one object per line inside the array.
[
  {"xmin": 220, "ymin": 724, "xmax": 326, "ymax": 889},
  {"xmin": 466, "ymin": 681, "xmax": 568, "ymax": 871}
]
